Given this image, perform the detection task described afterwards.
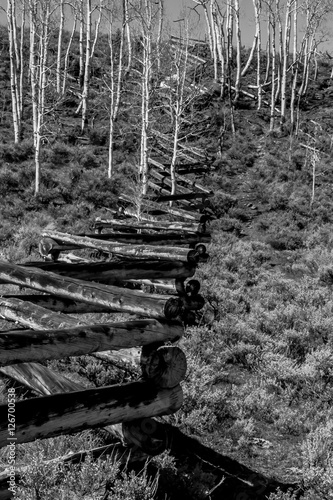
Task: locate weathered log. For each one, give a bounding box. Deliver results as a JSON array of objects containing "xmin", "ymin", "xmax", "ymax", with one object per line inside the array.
[
  {"xmin": 23, "ymin": 258, "xmax": 196, "ymax": 282},
  {"xmin": 0, "ymin": 297, "xmax": 186, "ymax": 387},
  {"xmin": 77, "ymin": 231, "xmax": 211, "ymax": 246},
  {"xmin": 94, "ymin": 218, "xmax": 206, "ymax": 234},
  {"xmin": 149, "ymin": 192, "xmax": 210, "ymax": 203},
  {"xmin": 0, "ymin": 381, "xmax": 183, "ymax": 447},
  {"xmin": 40, "ymin": 231, "xmax": 200, "ymax": 262},
  {"xmin": 0, "ymin": 261, "xmax": 184, "ymax": 319},
  {"xmin": 1, "ymin": 294, "xmax": 111, "ymax": 314},
  {"xmin": 0, "ymin": 362, "xmax": 84, "ymax": 396},
  {"xmin": 119, "ymin": 191, "xmax": 197, "ymax": 218},
  {"xmin": 0, "ymin": 318, "xmax": 183, "ymax": 366}
]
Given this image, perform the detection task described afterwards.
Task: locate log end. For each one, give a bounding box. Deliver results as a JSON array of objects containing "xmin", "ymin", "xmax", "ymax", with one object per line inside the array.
[{"xmin": 141, "ymin": 346, "xmax": 187, "ymax": 389}]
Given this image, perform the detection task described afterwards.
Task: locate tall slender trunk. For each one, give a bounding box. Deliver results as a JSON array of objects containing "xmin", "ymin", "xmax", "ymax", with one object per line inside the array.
[
  {"xmin": 79, "ymin": 0, "xmax": 84, "ymax": 88},
  {"xmin": 270, "ymin": 6, "xmax": 277, "ymax": 130},
  {"xmin": 280, "ymin": 0, "xmax": 293, "ymax": 128},
  {"xmin": 234, "ymin": 0, "xmax": 241, "ymax": 103},
  {"xmin": 81, "ymin": 0, "xmax": 91, "ymax": 131},
  {"xmin": 7, "ymin": 0, "xmax": 20, "ymax": 143},
  {"xmin": 124, "ymin": 0, "xmax": 132, "ymax": 75},
  {"xmin": 56, "ymin": 0, "xmax": 64, "ymax": 94},
  {"xmin": 108, "ymin": 8, "xmax": 125, "ymax": 179},
  {"xmin": 156, "ymin": 0, "xmax": 164, "ymax": 73},
  {"xmin": 62, "ymin": 11, "xmax": 78, "ymax": 95}
]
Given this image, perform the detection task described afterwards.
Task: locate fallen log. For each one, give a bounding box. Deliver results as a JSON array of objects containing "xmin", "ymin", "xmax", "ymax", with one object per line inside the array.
[
  {"xmin": 1, "ymin": 294, "xmax": 111, "ymax": 314},
  {"xmin": 119, "ymin": 192, "xmax": 197, "ymax": 218},
  {"xmin": 40, "ymin": 231, "xmax": 201, "ymax": 262},
  {"xmin": 77, "ymin": 231, "xmax": 211, "ymax": 246},
  {"xmin": 0, "ymin": 261, "xmax": 185, "ymax": 320},
  {"xmin": 0, "ymin": 297, "xmax": 185, "ymax": 387},
  {"xmin": 149, "ymin": 192, "xmax": 210, "ymax": 203},
  {"xmin": 94, "ymin": 218, "xmax": 206, "ymax": 234},
  {"xmin": 23, "ymin": 258, "xmax": 197, "ymax": 282},
  {"xmin": 0, "ymin": 318, "xmax": 183, "ymax": 366},
  {"xmin": 0, "ymin": 381, "xmax": 183, "ymax": 447}
]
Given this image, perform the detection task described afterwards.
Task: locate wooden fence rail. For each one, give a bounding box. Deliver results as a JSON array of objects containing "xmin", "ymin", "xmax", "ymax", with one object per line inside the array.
[
  {"xmin": 0, "ymin": 381, "xmax": 183, "ymax": 448},
  {"xmin": 0, "ymin": 261, "xmax": 189, "ymax": 320}
]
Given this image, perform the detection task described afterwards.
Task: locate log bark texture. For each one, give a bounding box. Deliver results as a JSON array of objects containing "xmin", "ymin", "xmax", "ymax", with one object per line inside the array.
[
  {"xmin": 0, "ymin": 261, "xmax": 184, "ymax": 319},
  {"xmin": 77, "ymin": 231, "xmax": 211, "ymax": 245},
  {"xmin": 40, "ymin": 231, "xmax": 198, "ymax": 261},
  {"xmin": 94, "ymin": 218, "xmax": 206, "ymax": 234},
  {"xmin": 23, "ymin": 258, "xmax": 197, "ymax": 282},
  {"xmin": 0, "ymin": 381, "xmax": 183, "ymax": 447},
  {"xmin": 0, "ymin": 318, "xmax": 183, "ymax": 366}
]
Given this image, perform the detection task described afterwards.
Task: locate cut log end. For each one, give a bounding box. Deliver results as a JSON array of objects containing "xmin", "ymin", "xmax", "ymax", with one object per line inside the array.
[
  {"xmin": 164, "ymin": 297, "xmax": 183, "ymax": 320},
  {"xmin": 140, "ymin": 346, "xmax": 187, "ymax": 389}
]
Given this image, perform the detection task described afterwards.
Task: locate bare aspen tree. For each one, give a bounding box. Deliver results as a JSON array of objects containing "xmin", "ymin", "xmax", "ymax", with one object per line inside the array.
[
  {"xmin": 226, "ymin": 0, "xmax": 235, "ymax": 135},
  {"xmin": 139, "ymin": 0, "xmax": 153, "ymax": 195},
  {"xmin": 210, "ymin": 0, "xmax": 218, "ymax": 81},
  {"xmin": 275, "ymin": 0, "xmax": 282, "ymax": 102},
  {"xmin": 280, "ymin": 0, "xmax": 293, "ymax": 127},
  {"xmin": 18, "ymin": 0, "xmax": 25, "ymax": 119},
  {"xmin": 156, "ymin": 0, "xmax": 164, "ymax": 73},
  {"xmin": 78, "ymin": 0, "xmax": 85, "ymax": 87},
  {"xmin": 265, "ymin": 6, "xmax": 271, "ymax": 84},
  {"xmin": 56, "ymin": 0, "xmax": 64, "ymax": 94},
  {"xmin": 124, "ymin": 0, "xmax": 132, "ymax": 74},
  {"xmin": 62, "ymin": 9, "xmax": 78, "ymax": 95},
  {"xmin": 242, "ymin": 0, "xmax": 260, "ymax": 77},
  {"xmin": 193, "ymin": 0, "xmax": 214, "ymax": 58},
  {"xmin": 212, "ymin": 3, "xmax": 226, "ymax": 94},
  {"xmin": 28, "ymin": 0, "xmax": 53, "ymax": 195},
  {"xmin": 81, "ymin": 0, "xmax": 92, "ymax": 130},
  {"xmin": 169, "ymin": 29, "xmax": 189, "ymax": 202},
  {"xmin": 105, "ymin": 1, "xmax": 125, "ymax": 178},
  {"xmin": 7, "ymin": 0, "xmax": 21, "ymax": 142},
  {"xmin": 234, "ymin": 0, "xmax": 241, "ymax": 103},
  {"xmin": 268, "ymin": 0, "xmax": 277, "ymax": 130},
  {"xmin": 253, "ymin": 0, "xmax": 262, "ymax": 109},
  {"xmin": 290, "ymin": 0, "xmax": 298, "ymax": 130}
]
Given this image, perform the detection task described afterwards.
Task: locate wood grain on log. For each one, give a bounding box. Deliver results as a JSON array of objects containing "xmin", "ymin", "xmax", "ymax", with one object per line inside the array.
[
  {"xmin": 0, "ymin": 318, "xmax": 183, "ymax": 366},
  {"xmin": 0, "ymin": 297, "xmax": 185, "ymax": 387},
  {"xmin": 40, "ymin": 231, "xmax": 198, "ymax": 261},
  {"xmin": 0, "ymin": 381, "xmax": 183, "ymax": 447},
  {"xmin": 0, "ymin": 261, "xmax": 184, "ymax": 319},
  {"xmin": 78, "ymin": 231, "xmax": 211, "ymax": 246},
  {"xmin": 94, "ymin": 218, "xmax": 206, "ymax": 234},
  {"xmin": 23, "ymin": 258, "xmax": 196, "ymax": 282}
]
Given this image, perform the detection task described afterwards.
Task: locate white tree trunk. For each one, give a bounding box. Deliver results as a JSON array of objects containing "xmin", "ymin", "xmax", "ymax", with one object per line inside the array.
[
  {"xmin": 56, "ymin": 0, "xmax": 65, "ymax": 94},
  {"xmin": 234, "ymin": 0, "xmax": 241, "ymax": 103},
  {"xmin": 81, "ymin": 0, "xmax": 91, "ymax": 131},
  {"xmin": 62, "ymin": 11, "xmax": 78, "ymax": 95},
  {"xmin": 7, "ymin": 0, "xmax": 20, "ymax": 143},
  {"xmin": 280, "ymin": 0, "xmax": 293, "ymax": 127}
]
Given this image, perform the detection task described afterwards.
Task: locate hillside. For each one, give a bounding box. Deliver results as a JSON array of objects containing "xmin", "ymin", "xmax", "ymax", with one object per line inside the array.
[{"xmin": 0, "ymin": 20, "xmax": 333, "ymax": 500}]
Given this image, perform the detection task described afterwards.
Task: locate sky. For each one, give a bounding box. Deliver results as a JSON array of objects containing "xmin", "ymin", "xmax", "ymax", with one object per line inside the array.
[{"xmin": 0, "ymin": 0, "xmax": 332, "ymax": 52}]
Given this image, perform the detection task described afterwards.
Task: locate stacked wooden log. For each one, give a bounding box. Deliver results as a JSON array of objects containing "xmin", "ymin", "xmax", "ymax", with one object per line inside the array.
[{"xmin": 0, "ymin": 151, "xmax": 214, "ymax": 498}]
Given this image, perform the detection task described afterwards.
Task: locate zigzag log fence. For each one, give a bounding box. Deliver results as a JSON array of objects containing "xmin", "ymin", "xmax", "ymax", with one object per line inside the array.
[{"xmin": 0, "ymin": 155, "xmax": 214, "ymax": 499}]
